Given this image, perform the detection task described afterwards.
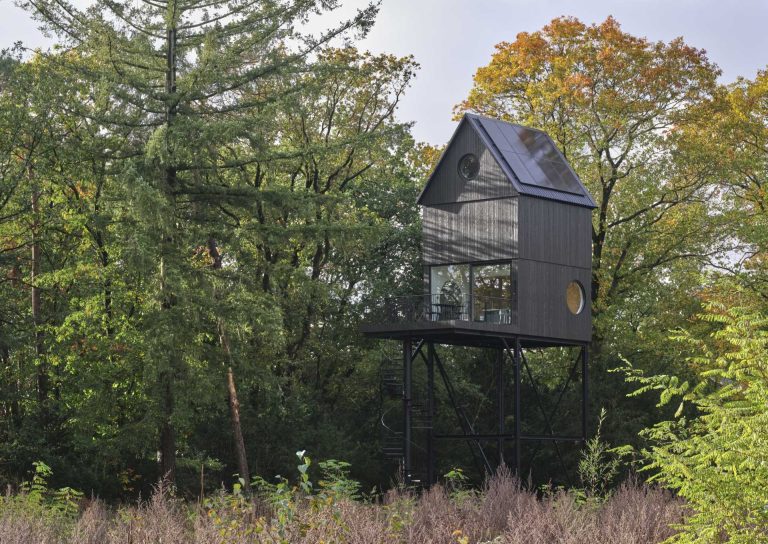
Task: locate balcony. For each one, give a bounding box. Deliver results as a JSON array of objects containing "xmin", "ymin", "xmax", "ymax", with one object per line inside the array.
[
  {"xmin": 370, "ymin": 293, "xmax": 516, "ymax": 324},
  {"xmin": 361, "ymin": 293, "xmax": 519, "ymax": 347}
]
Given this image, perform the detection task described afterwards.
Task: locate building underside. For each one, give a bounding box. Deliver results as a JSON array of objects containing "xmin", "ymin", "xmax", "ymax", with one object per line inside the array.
[{"xmin": 364, "ymin": 321, "xmax": 588, "ymax": 487}]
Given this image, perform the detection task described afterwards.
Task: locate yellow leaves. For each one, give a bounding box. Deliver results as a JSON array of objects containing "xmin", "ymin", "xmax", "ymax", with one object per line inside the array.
[
  {"xmin": 452, "ymin": 528, "xmax": 469, "ymax": 544},
  {"xmin": 410, "ymin": 142, "xmax": 442, "ymax": 178},
  {"xmin": 596, "ymin": 45, "xmax": 615, "ymax": 63},
  {"xmin": 543, "ymin": 16, "xmax": 587, "ymax": 41},
  {"xmin": 72, "ymin": 181, "xmax": 96, "ymax": 199},
  {"xmin": 458, "ymin": 14, "xmax": 718, "ymax": 138}
]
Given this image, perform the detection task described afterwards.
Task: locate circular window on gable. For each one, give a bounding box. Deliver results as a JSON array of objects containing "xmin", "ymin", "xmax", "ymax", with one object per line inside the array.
[
  {"xmin": 458, "ymin": 153, "xmax": 480, "ymax": 181},
  {"xmin": 566, "ymin": 281, "xmax": 585, "ymax": 315}
]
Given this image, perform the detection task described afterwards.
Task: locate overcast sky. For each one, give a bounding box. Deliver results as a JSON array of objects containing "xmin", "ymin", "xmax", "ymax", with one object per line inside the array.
[{"xmin": 2, "ymin": 0, "xmax": 767, "ymax": 144}]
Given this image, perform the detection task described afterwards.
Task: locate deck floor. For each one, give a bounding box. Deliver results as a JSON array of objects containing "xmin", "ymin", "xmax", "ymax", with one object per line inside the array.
[{"xmin": 360, "ymin": 320, "xmax": 586, "ymax": 349}]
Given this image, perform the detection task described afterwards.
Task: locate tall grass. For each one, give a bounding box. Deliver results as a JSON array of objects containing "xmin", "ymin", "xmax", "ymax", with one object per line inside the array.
[{"xmin": 0, "ymin": 471, "xmax": 686, "ymax": 543}]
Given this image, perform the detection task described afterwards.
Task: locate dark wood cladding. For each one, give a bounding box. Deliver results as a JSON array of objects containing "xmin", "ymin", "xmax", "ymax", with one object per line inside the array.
[
  {"xmin": 517, "ymin": 260, "xmax": 591, "ymax": 341},
  {"xmin": 402, "ymin": 115, "xmax": 594, "ymax": 344},
  {"xmin": 518, "ymin": 196, "xmax": 592, "ymax": 268},
  {"xmin": 516, "ymin": 196, "xmax": 591, "ymax": 341},
  {"xmin": 422, "ymin": 198, "xmax": 518, "ymax": 264},
  {"xmin": 420, "ymin": 121, "xmax": 516, "ymax": 206}
]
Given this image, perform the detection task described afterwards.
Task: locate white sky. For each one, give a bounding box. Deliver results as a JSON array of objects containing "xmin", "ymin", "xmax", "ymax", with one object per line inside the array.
[{"xmin": 2, "ymin": 0, "xmax": 767, "ymax": 144}]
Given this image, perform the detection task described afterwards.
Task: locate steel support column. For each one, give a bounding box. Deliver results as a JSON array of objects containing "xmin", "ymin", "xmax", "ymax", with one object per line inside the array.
[
  {"xmin": 514, "ymin": 338, "xmax": 522, "ymax": 476},
  {"xmin": 581, "ymin": 344, "xmax": 588, "ymax": 443},
  {"xmin": 427, "ymin": 342, "xmax": 435, "ymax": 486},
  {"xmin": 403, "ymin": 339, "xmax": 413, "ymax": 484},
  {"xmin": 496, "ymin": 348, "xmax": 504, "ymax": 467}
]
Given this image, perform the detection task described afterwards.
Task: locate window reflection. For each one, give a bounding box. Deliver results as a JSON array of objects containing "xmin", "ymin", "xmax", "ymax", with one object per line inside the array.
[
  {"xmin": 430, "ymin": 265, "xmax": 469, "ymax": 320},
  {"xmin": 429, "ymin": 262, "xmax": 517, "ymax": 324},
  {"xmin": 472, "ymin": 263, "xmax": 514, "ymax": 324}
]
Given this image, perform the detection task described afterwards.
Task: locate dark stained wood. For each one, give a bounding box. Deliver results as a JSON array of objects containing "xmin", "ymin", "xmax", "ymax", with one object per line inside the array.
[
  {"xmin": 372, "ymin": 115, "xmax": 595, "ymax": 346},
  {"xmin": 518, "ymin": 196, "xmax": 591, "ymax": 268},
  {"xmin": 516, "ymin": 259, "xmax": 591, "ymax": 341},
  {"xmin": 515, "ymin": 195, "xmax": 592, "ymax": 342},
  {"xmin": 360, "ymin": 320, "xmax": 587, "ymax": 349},
  {"xmin": 420, "ymin": 120, "xmax": 516, "ymax": 206},
  {"xmin": 422, "ymin": 197, "xmax": 518, "ymax": 264}
]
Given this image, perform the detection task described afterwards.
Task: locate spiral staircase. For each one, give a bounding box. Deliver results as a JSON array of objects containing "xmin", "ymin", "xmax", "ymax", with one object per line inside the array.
[{"xmin": 379, "ymin": 355, "xmax": 431, "ymax": 485}]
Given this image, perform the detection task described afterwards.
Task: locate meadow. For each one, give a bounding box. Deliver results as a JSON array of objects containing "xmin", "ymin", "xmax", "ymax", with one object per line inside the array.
[{"xmin": 0, "ymin": 470, "xmax": 685, "ymax": 544}]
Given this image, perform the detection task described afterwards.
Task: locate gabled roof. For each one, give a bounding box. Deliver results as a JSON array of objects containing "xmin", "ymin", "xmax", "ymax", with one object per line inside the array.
[{"xmin": 418, "ymin": 113, "xmax": 597, "ymax": 209}]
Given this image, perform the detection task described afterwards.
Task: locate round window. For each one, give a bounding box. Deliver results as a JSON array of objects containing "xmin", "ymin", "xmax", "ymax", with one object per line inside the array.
[
  {"xmin": 458, "ymin": 153, "xmax": 480, "ymax": 180},
  {"xmin": 566, "ymin": 281, "xmax": 585, "ymax": 315}
]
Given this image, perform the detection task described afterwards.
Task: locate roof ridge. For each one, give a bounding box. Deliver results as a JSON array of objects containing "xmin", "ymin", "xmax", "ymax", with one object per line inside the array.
[
  {"xmin": 465, "ymin": 114, "xmax": 525, "ymax": 192},
  {"xmin": 417, "ymin": 113, "xmax": 597, "ymax": 209}
]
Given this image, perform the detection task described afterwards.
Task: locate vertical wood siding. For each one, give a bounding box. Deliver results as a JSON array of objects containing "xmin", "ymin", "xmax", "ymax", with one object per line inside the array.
[
  {"xmin": 517, "ymin": 260, "xmax": 592, "ymax": 341},
  {"xmin": 420, "ymin": 121, "xmax": 516, "ymax": 205},
  {"xmin": 422, "ymin": 198, "xmax": 518, "ymax": 264},
  {"xmin": 516, "ymin": 196, "xmax": 592, "ymax": 341},
  {"xmin": 518, "ymin": 196, "xmax": 592, "ymax": 268}
]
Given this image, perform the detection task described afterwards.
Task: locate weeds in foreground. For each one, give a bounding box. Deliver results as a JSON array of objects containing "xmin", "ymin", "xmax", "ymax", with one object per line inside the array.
[{"xmin": 0, "ymin": 459, "xmax": 686, "ymax": 544}]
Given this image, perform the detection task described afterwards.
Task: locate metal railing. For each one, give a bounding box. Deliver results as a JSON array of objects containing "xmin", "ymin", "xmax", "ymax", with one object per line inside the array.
[{"xmin": 364, "ymin": 294, "xmax": 516, "ymax": 325}]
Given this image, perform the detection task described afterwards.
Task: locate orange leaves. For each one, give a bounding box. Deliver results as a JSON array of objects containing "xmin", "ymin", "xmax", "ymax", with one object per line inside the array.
[
  {"xmin": 542, "ymin": 15, "xmax": 587, "ymax": 41},
  {"xmin": 457, "ymin": 15, "xmax": 719, "ymax": 140},
  {"xmin": 72, "ymin": 181, "xmax": 95, "ymax": 199}
]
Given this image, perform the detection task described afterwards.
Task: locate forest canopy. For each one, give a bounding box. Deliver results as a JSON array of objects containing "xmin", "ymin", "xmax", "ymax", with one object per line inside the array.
[{"xmin": 1, "ymin": 6, "xmax": 768, "ymax": 540}]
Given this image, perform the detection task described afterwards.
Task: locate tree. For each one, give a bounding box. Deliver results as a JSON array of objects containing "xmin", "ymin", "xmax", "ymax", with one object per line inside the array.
[
  {"xmin": 455, "ymin": 17, "xmax": 727, "ymax": 357},
  {"xmin": 624, "ymin": 301, "xmax": 768, "ymax": 543},
  {"xmin": 623, "ymin": 68, "xmax": 768, "ymax": 542},
  {"xmin": 0, "ymin": 48, "xmax": 157, "ymax": 492},
  {"xmin": 2, "ymin": 0, "xmax": 425, "ymax": 495},
  {"xmin": 20, "ymin": 0, "xmax": 380, "ymax": 484},
  {"xmin": 681, "ymin": 69, "xmax": 768, "ymax": 295},
  {"xmin": 191, "ymin": 46, "xmax": 421, "ymax": 485},
  {"xmin": 451, "ymin": 17, "xmax": 740, "ymax": 456}
]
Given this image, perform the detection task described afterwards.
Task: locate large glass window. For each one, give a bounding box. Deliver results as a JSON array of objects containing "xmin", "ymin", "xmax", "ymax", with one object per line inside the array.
[
  {"xmin": 472, "ymin": 263, "xmax": 514, "ymax": 324},
  {"xmin": 430, "ymin": 265, "xmax": 469, "ymax": 320},
  {"xmin": 430, "ymin": 262, "xmax": 517, "ymax": 324}
]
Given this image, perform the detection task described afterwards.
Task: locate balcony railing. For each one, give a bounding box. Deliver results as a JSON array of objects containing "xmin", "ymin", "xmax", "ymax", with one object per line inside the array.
[{"xmin": 363, "ymin": 294, "xmax": 516, "ymax": 326}]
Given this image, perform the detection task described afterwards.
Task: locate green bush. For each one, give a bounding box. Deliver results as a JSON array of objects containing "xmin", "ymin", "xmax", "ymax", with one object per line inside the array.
[{"xmin": 623, "ymin": 304, "xmax": 768, "ymax": 543}]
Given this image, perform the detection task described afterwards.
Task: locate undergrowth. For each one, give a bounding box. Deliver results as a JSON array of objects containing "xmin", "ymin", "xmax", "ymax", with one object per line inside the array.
[{"xmin": 0, "ymin": 454, "xmax": 686, "ymax": 543}]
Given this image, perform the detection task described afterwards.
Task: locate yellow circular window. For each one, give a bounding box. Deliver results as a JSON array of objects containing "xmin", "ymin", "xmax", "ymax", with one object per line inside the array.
[{"xmin": 566, "ymin": 281, "xmax": 585, "ymax": 315}]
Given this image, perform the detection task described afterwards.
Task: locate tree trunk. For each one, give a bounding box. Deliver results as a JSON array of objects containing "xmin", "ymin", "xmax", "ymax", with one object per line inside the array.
[
  {"xmin": 1, "ymin": 344, "xmax": 20, "ymax": 429},
  {"xmin": 31, "ymin": 182, "xmax": 47, "ymax": 406},
  {"xmin": 159, "ymin": 371, "xmax": 175, "ymax": 483},
  {"xmin": 210, "ymin": 236, "xmax": 251, "ymax": 491},
  {"xmin": 157, "ymin": 20, "xmax": 179, "ymax": 486},
  {"xmin": 226, "ymin": 364, "xmax": 250, "ymax": 490}
]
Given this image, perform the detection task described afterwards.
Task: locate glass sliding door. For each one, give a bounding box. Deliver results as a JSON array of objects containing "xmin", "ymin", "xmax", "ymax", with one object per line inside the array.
[
  {"xmin": 429, "ymin": 262, "xmax": 517, "ymax": 324},
  {"xmin": 430, "ymin": 264, "xmax": 470, "ymax": 321},
  {"xmin": 471, "ymin": 263, "xmax": 516, "ymax": 324}
]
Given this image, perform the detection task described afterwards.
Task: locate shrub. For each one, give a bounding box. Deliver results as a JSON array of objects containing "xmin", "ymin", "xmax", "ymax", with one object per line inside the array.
[
  {"xmin": 623, "ymin": 304, "xmax": 768, "ymax": 543},
  {"xmin": 0, "ymin": 459, "xmax": 686, "ymax": 543}
]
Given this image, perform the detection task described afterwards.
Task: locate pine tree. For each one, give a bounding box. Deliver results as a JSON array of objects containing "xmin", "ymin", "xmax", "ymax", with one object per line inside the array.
[{"xmin": 20, "ymin": 0, "xmax": 378, "ymax": 483}]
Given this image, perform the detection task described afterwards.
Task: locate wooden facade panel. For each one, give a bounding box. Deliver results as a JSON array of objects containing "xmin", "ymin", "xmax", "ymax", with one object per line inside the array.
[
  {"xmin": 518, "ymin": 196, "xmax": 592, "ymax": 268},
  {"xmin": 420, "ymin": 121, "xmax": 516, "ymax": 205},
  {"xmin": 416, "ymin": 116, "xmax": 594, "ymax": 343},
  {"xmin": 423, "ymin": 198, "xmax": 518, "ymax": 264},
  {"xmin": 517, "ymin": 259, "xmax": 591, "ymax": 342}
]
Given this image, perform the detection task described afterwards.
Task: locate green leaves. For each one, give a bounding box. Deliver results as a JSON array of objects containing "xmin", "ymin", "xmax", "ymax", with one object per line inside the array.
[
  {"xmin": 0, "ymin": 0, "xmax": 421, "ymax": 498},
  {"xmin": 624, "ymin": 302, "xmax": 768, "ymax": 542},
  {"xmin": 578, "ymin": 408, "xmax": 620, "ymax": 498}
]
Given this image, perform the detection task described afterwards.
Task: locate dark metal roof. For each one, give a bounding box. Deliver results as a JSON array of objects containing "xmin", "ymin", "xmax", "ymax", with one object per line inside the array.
[{"xmin": 418, "ymin": 114, "xmax": 597, "ymax": 209}]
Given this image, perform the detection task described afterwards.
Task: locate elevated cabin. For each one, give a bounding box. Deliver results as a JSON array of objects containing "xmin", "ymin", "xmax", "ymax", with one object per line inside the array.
[
  {"xmin": 362, "ymin": 114, "xmax": 596, "ymax": 484},
  {"xmin": 363, "ymin": 113, "xmax": 596, "ymax": 347}
]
